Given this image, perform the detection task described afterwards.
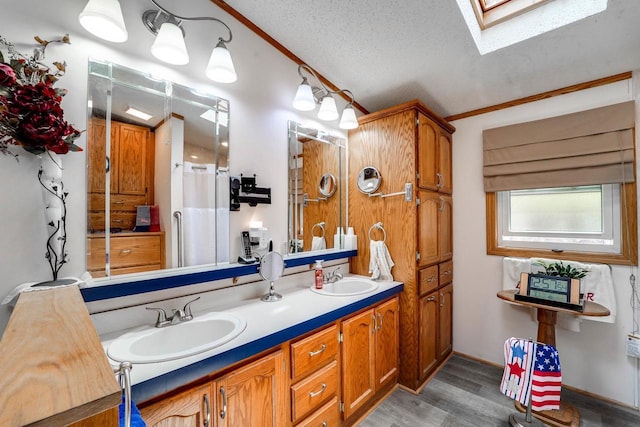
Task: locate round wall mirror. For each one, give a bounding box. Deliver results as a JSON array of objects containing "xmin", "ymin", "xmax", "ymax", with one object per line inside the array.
[
  {"xmin": 357, "ymin": 166, "xmax": 382, "ymax": 194},
  {"xmin": 260, "ymin": 251, "xmax": 285, "ymax": 302},
  {"xmin": 318, "ymin": 173, "xmax": 337, "ymax": 198}
]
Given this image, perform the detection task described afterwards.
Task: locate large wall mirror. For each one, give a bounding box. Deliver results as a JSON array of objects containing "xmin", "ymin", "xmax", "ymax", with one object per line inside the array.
[
  {"xmin": 288, "ymin": 121, "xmax": 346, "ymax": 253},
  {"xmin": 86, "ymin": 59, "xmax": 230, "ymax": 278}
]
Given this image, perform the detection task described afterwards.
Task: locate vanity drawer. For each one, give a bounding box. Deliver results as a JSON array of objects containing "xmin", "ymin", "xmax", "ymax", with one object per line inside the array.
[
  {"xmin": 419, "ymin": 265, "xmax": 438, "ymax": 296},
  {"xmin": 88, "ymin": 211, "xmax": 136, "ymax": 232},
  {"xmin": 291, "ymin": 324, "xmax": 338, "ymax": 380},
  {"xmin": 87, "ymin": 235, "xmax": 162, "ymax": 270},
  {"xmin": 291, "ymin": 360, "xmax": 338, "ymax": 423},
  {"xmin": 439, "ymin": 261, "xmax": 453, "ymax": 286},
  {"xmin": 89, "ymin": 193, "xmax": 147, "ymax": 212},
  {"xmin": 296, "ymin": 396, "xmax": 340, "ymax": 427}
]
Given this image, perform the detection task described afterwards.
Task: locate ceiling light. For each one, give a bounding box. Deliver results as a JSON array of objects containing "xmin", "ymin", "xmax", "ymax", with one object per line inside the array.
[
  {"xmin": 78, "ymin": 0, "xmax": 128, "ymax": 43},
  {"xmin": 292, "ymin": 64, "xmax": 358, "ymax": 129},
  {"xmin": 151, "ymin": 22, "xmax": 189, "ymax": 65},
  {"xmin": 78, "ymin": 0, "xmax": 237, "ymax": 83},
  {"xmin": 125, "ymin": 106, "xmax": 153, "ymax": 121}
]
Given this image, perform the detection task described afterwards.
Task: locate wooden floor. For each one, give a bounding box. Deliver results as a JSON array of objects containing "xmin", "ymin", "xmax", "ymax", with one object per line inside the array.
[{"xmin": 360, "ymin": 354, "xmax": 640, "ymax": 426}]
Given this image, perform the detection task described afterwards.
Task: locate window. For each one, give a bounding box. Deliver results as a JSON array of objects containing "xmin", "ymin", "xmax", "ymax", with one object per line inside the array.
[
  {"xmin": 471, "ymin": 0, "xmax": 551, "ymax": 29},
  {"xmin": 497, "ymin": 185, "xmax": 620, "ymax": 253},
  {"xmin": 486, "ymin": 183, "xmax": 637, "ymax": 265}
]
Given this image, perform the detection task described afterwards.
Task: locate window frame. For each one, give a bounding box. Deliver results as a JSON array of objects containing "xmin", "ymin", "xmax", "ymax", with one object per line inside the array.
[
  {"xmin": 471, "ymin": 0, "xmax": 551, "ymax": 29},
  {"xmin": 486, "ymin": 182, "xmax": 638, "ymax": 265}
]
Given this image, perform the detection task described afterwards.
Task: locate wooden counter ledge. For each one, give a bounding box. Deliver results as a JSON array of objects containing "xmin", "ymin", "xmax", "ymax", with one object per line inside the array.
[{"xmin": 0, "ymin": 285, "xmax": 121, "ymax": 426}]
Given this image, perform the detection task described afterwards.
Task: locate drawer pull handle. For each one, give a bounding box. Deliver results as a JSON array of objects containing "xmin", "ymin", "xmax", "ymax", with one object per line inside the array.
[
  {"xmin": 203, "ymin": 393, "xmax": 210, "ymax": 427},
  {"xmin": 113, "ymin": 219, "xmax": 124, "ymax": 223},
  {"xmin": 377, "ymin": 313, "xmax": 383, "ymax": 331},
  {"xmin": 120, "ymin": 249, "xmax": 132, "ymax": 255},
  {"xmin": 309, "ymin": 383, "xmax": 327, "ymax": 398},
  {"xmin": 440, "ymin": 293, "xmax": 445, "ymax": 307},
  {"xmin": 113, "ymin": 201, "xmax": 125, "ymax": 204},
  {"xmin": 443, "ymin": 270, "xmax": 451, "ymax": 275},
  {"xmin": 309, "ymin": 344, "xmax": 326, "ymax": 357},
  {"xmin": 427, "ymin": 296, "xmax": 436, "ymax": 301},
  {"xmin": 219, "ymin": 386, "xmax": 227, "ymax": 419}
]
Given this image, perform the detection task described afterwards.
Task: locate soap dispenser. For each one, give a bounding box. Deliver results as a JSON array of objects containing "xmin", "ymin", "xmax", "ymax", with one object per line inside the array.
[{"xmin": 314, "ymin": 260, "xmax": 324, "ymax": 289}]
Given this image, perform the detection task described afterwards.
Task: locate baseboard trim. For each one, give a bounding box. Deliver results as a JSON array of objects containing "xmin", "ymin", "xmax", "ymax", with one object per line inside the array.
[{"xmin": 452, "ymin": 351, "xmax": 639, "ymax": 411}]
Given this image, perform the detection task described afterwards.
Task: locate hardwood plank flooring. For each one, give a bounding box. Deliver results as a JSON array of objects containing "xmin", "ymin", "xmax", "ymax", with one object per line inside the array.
[{"xmin": 360, "ymin": 355, "xmax": 640, "ymax": 426}]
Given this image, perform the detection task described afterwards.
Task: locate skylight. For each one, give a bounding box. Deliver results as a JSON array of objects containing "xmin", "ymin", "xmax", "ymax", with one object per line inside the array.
[{"xmin": 456, "ymin": 0, "xmax": 608, "ymax": 54}]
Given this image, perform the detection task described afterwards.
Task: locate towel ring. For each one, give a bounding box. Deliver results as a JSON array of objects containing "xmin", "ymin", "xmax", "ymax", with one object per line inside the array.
[
  {"xmin": 368, "ymin": 222, "xmax": 387, "ymax": 242},
  {"xmin": 311, "ymin": 222, "xmax": 326, "ymax": 238}
]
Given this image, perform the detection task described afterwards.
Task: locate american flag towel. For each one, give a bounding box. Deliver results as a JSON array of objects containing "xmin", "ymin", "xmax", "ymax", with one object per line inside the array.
[{"xmin": 500, "ymin": 337, "xmax": 561, "ymax": 411}]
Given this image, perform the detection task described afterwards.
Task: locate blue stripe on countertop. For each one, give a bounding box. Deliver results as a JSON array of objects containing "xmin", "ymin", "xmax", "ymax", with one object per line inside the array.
[
  {"xmin": 81, "ymin": 250, "xmax": 357, "ymax": 302},
  {"xmin": 131, "ymin": 282, "xmax": 403, "ymax": 403}
]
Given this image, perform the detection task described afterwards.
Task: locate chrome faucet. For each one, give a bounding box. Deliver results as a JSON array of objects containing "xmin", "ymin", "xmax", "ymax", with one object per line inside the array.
[
  {"xmin": 146, "ymin": 296, "xmax": 200, "ymax": 328},
  {"xmin": 323, "ymin": 267, "xmax": 343, "ymax": 284}
]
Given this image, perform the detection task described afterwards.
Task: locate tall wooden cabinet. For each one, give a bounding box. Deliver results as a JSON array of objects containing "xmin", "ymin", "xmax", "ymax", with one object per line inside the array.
[{"xmin": 348, "ymin": 100, "xmax": 455, "ymax": 391}]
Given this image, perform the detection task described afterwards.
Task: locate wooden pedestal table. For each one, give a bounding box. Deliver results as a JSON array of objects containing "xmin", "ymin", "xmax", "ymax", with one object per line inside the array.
[{"xmin": 497, "ymin": 289, "xmax": 610, "ymax": 427}]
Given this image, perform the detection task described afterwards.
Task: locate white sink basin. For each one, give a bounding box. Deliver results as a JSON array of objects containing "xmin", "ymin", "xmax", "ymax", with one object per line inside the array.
[
  {"xmin": 107, "ymin": 312, "xmax": 246, "ymax": 364},
  {"xmin": 310, "ymin": 277, "xmax": 379, "ymax": 296}
]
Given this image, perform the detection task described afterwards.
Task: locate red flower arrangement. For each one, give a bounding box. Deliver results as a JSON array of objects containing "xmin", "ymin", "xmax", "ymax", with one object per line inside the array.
[{"xmin": 0, "ymin": 34, "xmax": 82, "ymax": 157}]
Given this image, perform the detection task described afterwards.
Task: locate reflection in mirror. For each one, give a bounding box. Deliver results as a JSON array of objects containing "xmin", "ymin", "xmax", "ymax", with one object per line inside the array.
[
  {"xmin": 86, "ymin": 59, "xmax": 230, "ymax": 278},
  {"xmin": 357, "ymin": 166, "xmax": 382, "ymax": 194},
  {"xmin": 288, "ymin": 121, "xmax": 346, "ymax": 254},
  {"xmin": 318, "ymin": 173, "xmax": 337, "ymax": 198}
]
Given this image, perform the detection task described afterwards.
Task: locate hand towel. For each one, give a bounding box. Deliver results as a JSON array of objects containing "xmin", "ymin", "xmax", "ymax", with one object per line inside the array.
[
  {"xmin": 500, "ymin": 338, "xmax": 561, "ymax": 411},
  {"xmin": 118, "ymin": 394, "xmax": 146, "ymax": 427},
  {"xmin": 311, "ymin": 236, "xmax": 326, "ymax": 251},
  {"xmin": 369, "ymin": 240, "xmax": 395, "ymax": 281}
]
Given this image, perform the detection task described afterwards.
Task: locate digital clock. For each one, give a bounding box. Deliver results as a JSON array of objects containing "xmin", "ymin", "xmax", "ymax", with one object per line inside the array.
[{"xmin": 515, "ymin": 272, "xmax": 583, "ymax": 311}]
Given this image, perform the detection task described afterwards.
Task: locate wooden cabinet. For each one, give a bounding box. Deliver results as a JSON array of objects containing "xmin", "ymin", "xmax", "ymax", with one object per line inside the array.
[
  {"xmin": 348, "ymin": 99, "xmax": 454, "ymax": 391},
  {"xmin": 87, "ymin": 231, "xmax": 165, "ymax": 278},
  {"xmin": 342, "ymin": 297, "xmax": 398, "ymax": 420},
  {"xmin": 438, "ymin": 284, "xmax": 453, "ymax": 359},
  {"xmin": 86, "ymin": 118, "xmax": 154, "ymax": 232},
  {"xmin": 214, "ymin": 350, "xmax": 287, "ymax": 427},
  {"xmin": 290, "ymin": 324, "xmax": 340, "ymax": 425},
  {"xmin": 417, "ymin": 112, "xmax": 452, "ymax": 194},
  {"xmin": 141, "ymin": 383, "xmax": 212, "ymax": 427}
]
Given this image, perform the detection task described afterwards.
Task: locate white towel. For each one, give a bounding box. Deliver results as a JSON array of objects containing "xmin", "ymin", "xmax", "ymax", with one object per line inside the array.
[
  {"xmin": 369, "ymin": 240, "xmax": 395, "ymax": 281},
  {"xmin": 502, "ymin": 257, "xmax": 616, "ymax": 332},
  {"xmin": 311, "ymin": 236, "xmax": 326, "ymax": 251}
]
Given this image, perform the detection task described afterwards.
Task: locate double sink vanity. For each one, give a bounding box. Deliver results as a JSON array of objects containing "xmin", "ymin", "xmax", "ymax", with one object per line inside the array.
[{"xmin": 2, "ymin": 263, "xmax": 402, "ymax": 427}]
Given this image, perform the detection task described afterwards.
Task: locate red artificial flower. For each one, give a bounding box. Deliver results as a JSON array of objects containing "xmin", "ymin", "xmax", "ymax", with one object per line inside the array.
[{"xmin": 0, "ymin": 63, "xmax": 16, "ymax": 86}]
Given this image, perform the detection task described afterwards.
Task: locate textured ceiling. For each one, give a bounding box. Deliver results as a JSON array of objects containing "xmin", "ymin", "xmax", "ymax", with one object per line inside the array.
[{"xmin": 221, "ymin": 0, "xmax": 640, "ymax": 117}]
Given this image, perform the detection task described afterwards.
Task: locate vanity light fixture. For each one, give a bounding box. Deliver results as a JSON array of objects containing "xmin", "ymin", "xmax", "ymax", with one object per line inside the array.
[
  {"xmin": 293, "ymin": 64, "xmax": 359, "ymax": 130},
  {"xmin": 78, "ymin": 0, "xmax": 237, "ymax": 83}
]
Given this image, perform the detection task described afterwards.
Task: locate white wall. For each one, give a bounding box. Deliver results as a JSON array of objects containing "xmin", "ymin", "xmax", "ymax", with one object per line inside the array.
[
  {"xmin": 0, "ymin": 1, "xmax": 346, "ymax": 334},
  {"xmin": 451, "ymin": 78, "xmax": 640, "ymax": 406}
]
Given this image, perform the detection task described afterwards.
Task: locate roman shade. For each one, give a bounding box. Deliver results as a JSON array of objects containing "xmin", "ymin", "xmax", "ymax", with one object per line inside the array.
[{"xmin": 483, "ymin": 101, "xmax": 636, "ymax": 192}]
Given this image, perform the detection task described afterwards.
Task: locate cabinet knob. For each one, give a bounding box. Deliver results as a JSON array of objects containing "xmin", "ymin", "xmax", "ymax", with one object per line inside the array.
[{"xmin": 427, "ymin": 296, "xmax": 436, "ymax": 301}]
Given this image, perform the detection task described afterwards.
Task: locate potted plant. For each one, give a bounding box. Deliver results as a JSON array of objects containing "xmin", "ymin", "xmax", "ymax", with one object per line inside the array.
[{"xmin": 533, "ymin": 260, "xmax": 589, "ymax": 279}]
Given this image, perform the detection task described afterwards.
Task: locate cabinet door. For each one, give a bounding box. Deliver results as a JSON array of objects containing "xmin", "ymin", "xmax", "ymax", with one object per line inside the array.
[
  {"xmin": 419, "ymin": 292, "xmax": 438, "ymax": 379},
  {"xmin": 438, "ymin": 131, "xmax": 453, "ymax": 194},
  {"xmin": 341, "ymin": 309, "xmax": 375, "ymax": 419},
  {"xmin": 438, "ymin": 284, "xmax": 453, "ymax": 360},
  {"xmin": 140, "ymin": 383, "xmax": 212, "ymax": 427},
  {"xmin": 374, "ymin": 297, "xmax": 399, "ymax": 390},
  {"xmin": 438, "ymin": 195, "xmax": 453, "ymax": 262},
  {"xmin": 215, "ymin": 350, "xmax": 286, "ymax": 427},
  {"xmin": 417, "ymin": 190, "xmax": 440, "ymax": 267},
  {"xmin": 87, "ymin": 118, "xmax": 118, "ymax": 194},
  {"xmin": 417, "ymin": 113, "xmax": 439, "ymax": 191},
  {"xmin": 117, "ymin": 123, "xmax": 149, "ymax": 196}
]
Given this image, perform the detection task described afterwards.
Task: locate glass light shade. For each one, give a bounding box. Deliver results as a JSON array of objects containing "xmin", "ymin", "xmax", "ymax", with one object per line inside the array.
[
  {"xmin": 339, "ymin": 106, "xmax": 359, "ymax": 129},
  {"xmin": 317, "ymin": 96, "xmax": 339, "ymax": 121},
  {"xmin": 78, "ymin": 0, "xmax": 128, "ymax": 43},
  {"xmin": 206, "ymin": 42, "xmax": 237, "ymax": 83},
  {"xmin": 151, "ymin": 22, "xmax": 189, "ymax": 65},
  {"xmin": 293, "ymin": 81, "xmax": 316, "ymax": 111}
]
